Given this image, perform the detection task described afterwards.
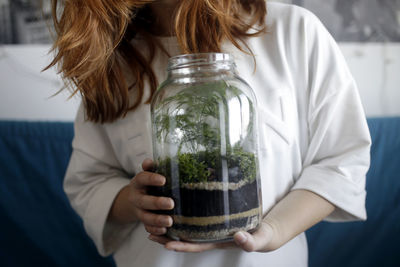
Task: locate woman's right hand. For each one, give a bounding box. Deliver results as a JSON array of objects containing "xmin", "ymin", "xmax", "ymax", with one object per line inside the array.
[{"xmin": 108, "ymin": 159, "xmax": 174, "ymax": 236}]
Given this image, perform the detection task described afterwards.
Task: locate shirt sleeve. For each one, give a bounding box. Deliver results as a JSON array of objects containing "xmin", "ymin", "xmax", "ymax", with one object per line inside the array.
[
  {"xmin": 64, "ymin": 104, "xmax": 138, "ymax": 256},
  {"xmin": 290, "ymin": 7, "xmax": 371, "ymax": 221}
]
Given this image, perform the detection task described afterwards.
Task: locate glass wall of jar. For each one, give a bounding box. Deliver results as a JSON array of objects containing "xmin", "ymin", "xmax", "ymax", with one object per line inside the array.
[{"xmin": 150, "ymin": 53, "xmax": 262, "ymax": 242}]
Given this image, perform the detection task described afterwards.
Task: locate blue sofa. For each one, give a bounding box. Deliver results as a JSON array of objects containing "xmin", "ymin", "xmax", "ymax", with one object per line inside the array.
[{"xmin": 0, "ymin": 118, "xmax": 399, "ymax": 267}]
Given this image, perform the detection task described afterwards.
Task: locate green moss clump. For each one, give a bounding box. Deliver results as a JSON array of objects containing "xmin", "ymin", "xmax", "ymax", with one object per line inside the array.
[
  {"xmin": 178, "ymin": 153, "xmax": 211, "ymax": 183},
  {"xmin": 228, "ymin": 146, "xmax": 257, "ymax": 185},
  {"xmin": 155, "ymin": 146, "xmax": 257, "ymax": 186}
]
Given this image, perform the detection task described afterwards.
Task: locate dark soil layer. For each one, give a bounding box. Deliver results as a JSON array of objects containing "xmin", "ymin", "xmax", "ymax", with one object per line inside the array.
[
  {"xmin": 148, "ymin": 179, "xmax": 259, "ymax": 217},
  {"xmin": 176, "ymin": 180, "xmax": 259, "ymax": 216}
]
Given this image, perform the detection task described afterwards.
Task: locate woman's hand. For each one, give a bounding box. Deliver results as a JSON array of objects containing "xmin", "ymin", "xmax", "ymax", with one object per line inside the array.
[
  {"xmin": 108, "ymin": 159, "xmax": 175, "ymax": 236},
  {"xmin": 148, "ymin": 189, "xmax": 335, "ymax": 253},
  {"xmin": 148, "ymin": 220, "xmax": 278, "ymax": 253}
]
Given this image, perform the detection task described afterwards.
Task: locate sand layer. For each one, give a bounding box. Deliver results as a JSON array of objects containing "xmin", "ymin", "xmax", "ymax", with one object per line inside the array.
[{"xmin": 167, "ymin": 214, "xmax": 261, "ymax": 242}]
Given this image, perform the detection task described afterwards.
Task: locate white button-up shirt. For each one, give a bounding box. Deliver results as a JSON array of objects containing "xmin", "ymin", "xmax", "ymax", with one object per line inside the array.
[{"xmin": 64, "ymin": 3, "xmax": 371, "ymax": 266}]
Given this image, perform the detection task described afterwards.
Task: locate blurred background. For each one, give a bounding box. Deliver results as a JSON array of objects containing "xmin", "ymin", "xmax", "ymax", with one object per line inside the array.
[
  {"xmin": 0, "ymin": 0, "xmax": 79, "ymax": 121},
  {"xmin": 0, "ymin": 0, "xmax": 399, "ymax": 120}
]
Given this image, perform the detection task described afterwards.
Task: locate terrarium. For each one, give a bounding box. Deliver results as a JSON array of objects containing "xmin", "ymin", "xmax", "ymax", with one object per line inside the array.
[{"xmin": 150, "ymin": 53, "xmax": 262, "ymax": 242}]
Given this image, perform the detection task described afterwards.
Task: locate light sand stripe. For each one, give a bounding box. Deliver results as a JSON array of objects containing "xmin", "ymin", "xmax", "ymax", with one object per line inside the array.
[
  {"xmin": 172, "ymin": 207, "xmax": 261, "ymax": 226},
  {"xmin": 180, "ymin": 180, "xmax": 250, "ymax": 190}
]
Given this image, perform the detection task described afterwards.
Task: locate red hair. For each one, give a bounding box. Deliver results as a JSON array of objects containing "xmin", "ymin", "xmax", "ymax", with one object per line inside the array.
[{"xmin": 46, "ymin": 0, "xmax": 267, "ymax": 123}]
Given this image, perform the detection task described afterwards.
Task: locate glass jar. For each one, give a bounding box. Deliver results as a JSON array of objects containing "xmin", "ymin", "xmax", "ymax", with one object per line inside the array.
[{"xmin": 150, "ymin": 53, "xmax": 262, "ymax": 242}]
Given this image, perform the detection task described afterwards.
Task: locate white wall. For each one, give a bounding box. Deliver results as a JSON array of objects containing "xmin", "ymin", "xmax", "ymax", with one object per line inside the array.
[
  {"xmin": 0, "ymin": 45, "xmax": 80, "ymax": 121},
  {"xmin": 341, "ymin": 43, "xmax": 400, "ymax": 117},
  {"xmin": 0, "ymin": 44, "xmax": 399, "ymax": 121}
]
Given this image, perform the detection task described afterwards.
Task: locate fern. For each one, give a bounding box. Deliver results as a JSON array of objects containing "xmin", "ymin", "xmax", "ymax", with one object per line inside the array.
[{"xmin": 153, "ymin": 80, "xmax": 257, "ymax": 185}]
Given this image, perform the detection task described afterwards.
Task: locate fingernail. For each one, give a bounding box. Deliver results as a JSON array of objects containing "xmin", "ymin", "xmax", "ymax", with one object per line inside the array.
[
  {"xmin": 161, "ymin": 199, "xmax": 172, "ymax": 209},
  {"xmin": 235, "ymin": 232, "xmax": 247, "ymax": 245},
  {"xmin": 165, "ymin": 245, "xmax": 174, "ymax": 251},
  {"xmin": 166, "ymin": 199, "xmax": 174, "ymax": 209},
  {"xmin": 162, "ymin": 217, "xmax": 172, "ymax": 226},
  {"xmin": 158, "ymin": 177, "xmax": 165, "ymax": 185},
  {"xmin": 165, "ymin": 244, "xmax": 179, "ymax": 251}
]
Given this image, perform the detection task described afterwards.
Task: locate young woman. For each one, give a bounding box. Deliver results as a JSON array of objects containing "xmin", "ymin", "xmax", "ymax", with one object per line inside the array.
[{"xmin": 48, "ymin": 0, "xmax": 371, "ymax": 266}]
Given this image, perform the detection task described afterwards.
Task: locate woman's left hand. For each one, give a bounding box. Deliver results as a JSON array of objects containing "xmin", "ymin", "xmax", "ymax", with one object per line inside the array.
[
  {"xmin": 149, "ymin": 189, "xmax": 336, "ymax": 253},
  {"xmin": 148, "ymin": 221, "xmax": 277, "ymax": 253}
]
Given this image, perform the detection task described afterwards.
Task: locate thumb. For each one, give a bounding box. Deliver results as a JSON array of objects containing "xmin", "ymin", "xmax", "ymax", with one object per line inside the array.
[
  {"xmin": 142, "ymin": 158, "xmax": 154, "ymax": 171},
  {"xmin": 234, "ymin": 231, "xmax": 257, "ymax": 252},
  {"xmin": 234, "ymin": 223, "xmax": 274, "ymax": 252}
]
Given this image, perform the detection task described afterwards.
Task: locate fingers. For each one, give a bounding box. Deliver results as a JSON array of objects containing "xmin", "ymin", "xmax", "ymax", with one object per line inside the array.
[
  {"xmin": 150, "ymin": 237, "xmax": 230, "ymax": 254},
  {"xmin": 135, "ymin": 194, "xmax": 174, "ymax": 211},
  {"xmin": 233, "ymin": 222, "xmax": 275, "ymax": 252},
  {"xmin": 234, "ymin": 231, "xmax": 256, "ymax": 252},
  {"xmin": 129, "ymin": 168, "xmax": 173, "ymax": 210},
  {"xmin": 128, "ymin": 166, "xmax": 176, "ymax": 237},
  {"xmin": 165, "ymin": 241, "xmax": 220, "ymax": 253},
  {"xmin": 148, "ymin": 234, "xmax": 171, "ymax": 245},
  {"xmin": 163, "ymin": 240, "xmax": 235, "ymax": 253},
  {"xmin": 132, "ymin": 171, "xmax": 165, "ymax": 188},
  {"xmin": 133, "ymin": 189, "xmax": 174, "ymax": 235},
  {"xmin": 145, "ymin": 225, "xmax": 167, "ymax": 236},
  {"xmin": 142, "ymin": 158, "xmax": 154, "ymax": 171},
  {"xmin": 148, "ymin": 234, "xmax": 236, "ymax": 253},
  {"xmin": 136, "ymin": 209, "xmax": 173, "ymax": 228}
]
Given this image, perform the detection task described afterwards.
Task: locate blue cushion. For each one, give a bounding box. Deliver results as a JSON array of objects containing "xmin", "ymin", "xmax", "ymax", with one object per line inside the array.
[
  {"xmin": 306, "ymin": 117, "xmax": 400, "ymax": 267},
  {"xmin": 0, "ymin": 121, "xmax": 115, "ymax": 267},
  {"xmin": 0, "ymin": 118, "xmax": 399, "ymax": 266}
]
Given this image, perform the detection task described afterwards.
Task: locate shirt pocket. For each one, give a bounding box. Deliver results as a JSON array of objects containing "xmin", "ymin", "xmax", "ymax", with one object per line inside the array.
[
  {"xmin": 256, "ymin": 89, "xmax": 298, "ymax": 208},
  {"xmin": 113, "ymin": 105, "xmax": 153, "ymax": 176},
  {"xmin": 257, "ymin": 89, "xmax": 294, "ymax": 158},
  {"xmin": 126, "ymin": 132, "xmax": 152, "ymax": 174}
]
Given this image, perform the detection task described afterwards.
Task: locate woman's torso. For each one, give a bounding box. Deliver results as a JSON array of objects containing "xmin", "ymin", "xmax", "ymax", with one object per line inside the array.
[{"xmin": 104, "ymin": 3, "xmax": 311, "ymax": 266}]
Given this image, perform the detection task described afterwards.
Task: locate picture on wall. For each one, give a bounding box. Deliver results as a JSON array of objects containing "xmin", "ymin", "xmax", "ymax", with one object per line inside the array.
[
  {"xmin": 1, "ymin": 0, "xmax": 400, "ymax": 44},
  {"xmin": 0, "ymin": 0, "xmax": 53, "ymax": 44},
  {"xmin": 285, "ymin": 0, "xmax": 400, "ymax": 42}
]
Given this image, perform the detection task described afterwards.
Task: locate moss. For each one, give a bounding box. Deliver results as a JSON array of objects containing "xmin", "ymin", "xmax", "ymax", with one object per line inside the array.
[
  {"xmin": 155, "ymin": 146, "xmax": 256, "ymax": 186},
  {"xmin": 178, "ymin": 153, "xmax": 211, "ymax": 183},
  {"xmin": 228, "ymin": 146, "xmax": 257, "ymax": 184}
]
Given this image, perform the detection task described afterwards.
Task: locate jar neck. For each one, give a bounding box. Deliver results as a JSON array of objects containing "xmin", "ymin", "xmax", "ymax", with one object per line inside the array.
[{"xmin": 167, "ymin": 53, "xmax": 237, "ymax": 77}]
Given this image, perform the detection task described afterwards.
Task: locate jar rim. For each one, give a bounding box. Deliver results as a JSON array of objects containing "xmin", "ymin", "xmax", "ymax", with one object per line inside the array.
[{"xmin": 167, "ymin": 53, "xmax": 234, "ymax": 71}]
